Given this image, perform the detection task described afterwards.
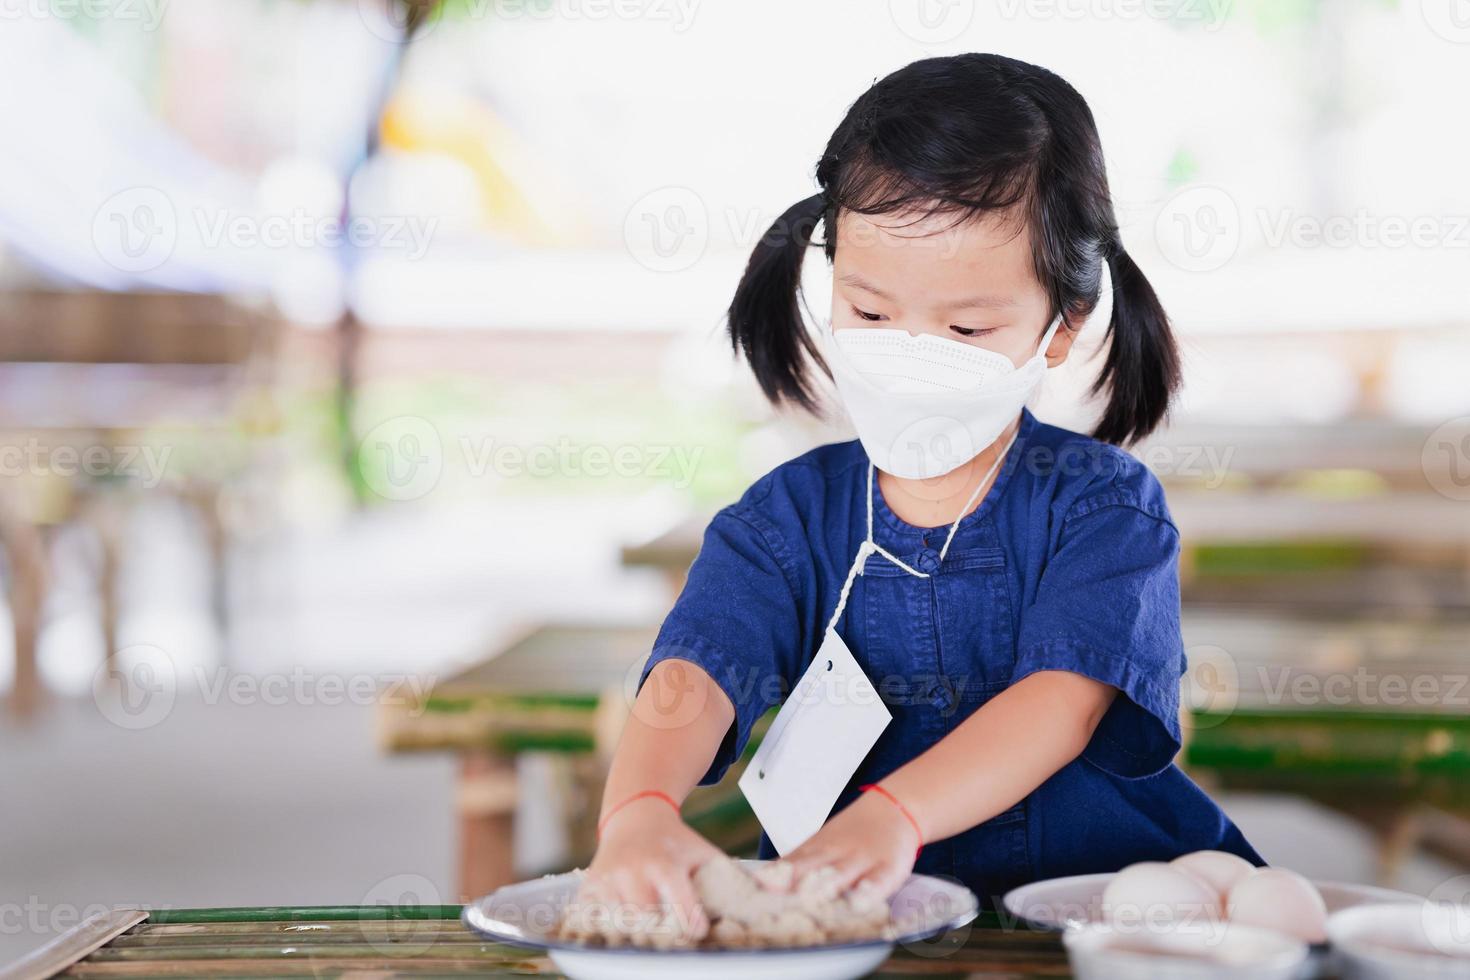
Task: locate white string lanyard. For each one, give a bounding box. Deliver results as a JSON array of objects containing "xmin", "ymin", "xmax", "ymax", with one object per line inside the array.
[
  {"xmin": 825, "ymin": 428, "xmax": 1020, "ymax": 635},
  {"xmin": 753, "ymin": 431, "xmax": 1019, "ymax": 782}
]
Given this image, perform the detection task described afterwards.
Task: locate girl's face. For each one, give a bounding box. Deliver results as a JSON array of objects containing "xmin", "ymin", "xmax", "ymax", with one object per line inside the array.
[{"xmin": 830, "ymin": 208, "xmax": 1075, "ymax": 369}]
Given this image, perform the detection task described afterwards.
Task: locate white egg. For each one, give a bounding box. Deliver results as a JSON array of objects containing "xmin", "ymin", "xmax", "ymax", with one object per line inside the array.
[
  {"xmin": 1102, "ymin": 861, "xmax": 1223, "ymax": 927},
  {"xmin": 1226, "ymin": 868, "xmax": 1328, "ymax": 943},
  {"xmin": 1170, "ymin": 850, "xmax": 1256, "ymax": 900}
]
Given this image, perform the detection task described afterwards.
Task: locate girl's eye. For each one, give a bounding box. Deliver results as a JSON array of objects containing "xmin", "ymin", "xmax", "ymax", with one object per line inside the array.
[
  {"xmin": 851, "ymin": 305, "xmax": 885, "ymax": 322},
  {"xmin": 950, "ymin": 326, "xmax": 997, "ymax": 338}
]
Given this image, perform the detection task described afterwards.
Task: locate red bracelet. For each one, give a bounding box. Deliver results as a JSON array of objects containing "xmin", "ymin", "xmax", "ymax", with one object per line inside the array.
[
  {"xmin": 596, "ymin": 790, "xmax": 680, "ymax": 839},
  {"xmin": 859, "ymin": 783, "xmax": 924, "ymax": 857}
]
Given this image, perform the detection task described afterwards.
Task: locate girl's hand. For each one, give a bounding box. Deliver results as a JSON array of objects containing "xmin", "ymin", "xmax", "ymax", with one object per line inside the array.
[
  {"xmin": 775, "ymin": 789, "xmax": 920, "ymax": 899},
  {"xmin": 575, "ymin": 796, "xmax": 721, "ymax": 944}
]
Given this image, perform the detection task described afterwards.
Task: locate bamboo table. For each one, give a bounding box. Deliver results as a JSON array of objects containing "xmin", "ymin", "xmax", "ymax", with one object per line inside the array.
[{"xmin": 6, "ymin": 906, "xmax": 1070, "ymax": 979}]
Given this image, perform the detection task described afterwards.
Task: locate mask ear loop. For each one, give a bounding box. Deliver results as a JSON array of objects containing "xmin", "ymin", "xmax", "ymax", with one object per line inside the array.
[
  {"xmin": 936, "ymin": 425, "xmax": 1019, "ymax": 561},
  {"xmin": 1036, "ymin": 311, "xmax": 1065, "ymax": 363},
  {"xmin": 1036, "ymin": 260, "xmax": 1113, "ymax": 362}
]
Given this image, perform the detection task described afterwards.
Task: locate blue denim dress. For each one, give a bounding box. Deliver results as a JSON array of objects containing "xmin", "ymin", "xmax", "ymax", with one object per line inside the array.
[{"xmin": 640, "ymin": 410, "xmax": 1262, "ymax": 903}]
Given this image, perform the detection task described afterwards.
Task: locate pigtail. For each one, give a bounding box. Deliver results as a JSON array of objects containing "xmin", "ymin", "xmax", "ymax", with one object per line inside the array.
[
  {"xmin": 727, "ymin": 193, "xmax": 829, "ymax": 411},
  {"xmin": 1090, "ymin": 247, "xmax": 1181, "ymax": 446}
]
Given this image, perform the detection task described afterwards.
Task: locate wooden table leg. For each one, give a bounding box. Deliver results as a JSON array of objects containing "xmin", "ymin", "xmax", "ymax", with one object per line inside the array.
[
  {"xmin": 0, "ymin": 490, "xmax": 46, "ymax": 721},
  {"xmin": 1348, "ymin": 803, "xmax": 1424, "ymax": 887},
  {"xmin": 93, "ymin": 498, "xmax": 121, "ymax": 680},
  {"xmin": 457, "ymin": 751, "xmax": 519, "ymax": 901},
  {"xmin": 1375, "ymin": 807, "xmax": 1423, "ymax": 887},
  {"xmin": 564, "ymin": 753, "xmax": 607, "ymax": 864}
]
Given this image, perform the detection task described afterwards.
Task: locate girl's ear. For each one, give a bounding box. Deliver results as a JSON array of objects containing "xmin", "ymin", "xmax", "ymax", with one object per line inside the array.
[
  {"xmin": 1044, "ymin": 324, "xmax": 1079, "ymax": 368},
  {"xmin": 1048, "ymin": 255, "xmax": 1111, "ymax": 368}
]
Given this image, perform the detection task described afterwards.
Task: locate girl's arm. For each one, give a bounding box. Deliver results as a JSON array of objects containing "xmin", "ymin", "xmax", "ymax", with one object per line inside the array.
[
  {"xmin": 578, "ymin": 658, "xmax": 735, "ymax": 938},
  {"xmin": 601, "ymin": 658, "xmax": 734, "ymax": 820},
  {"xmin": 884, "ymin": 669, "xmax": 1115, "ymax": 840},
  {"xmin": 781, "ymin": 670, "xmax": 1116, "ymax": 895}
]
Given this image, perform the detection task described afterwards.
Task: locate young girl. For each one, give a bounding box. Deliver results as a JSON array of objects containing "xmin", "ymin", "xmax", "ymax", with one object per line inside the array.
[{"xmin": 586, "ymin": 53, "xmax": 1260, "ymax": 931}]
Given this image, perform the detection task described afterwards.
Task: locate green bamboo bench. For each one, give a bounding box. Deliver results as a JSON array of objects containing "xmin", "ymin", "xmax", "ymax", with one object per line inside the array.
[{"xmin": 380, "ymin": 611, "xmax": 1470, "ymax": 899}]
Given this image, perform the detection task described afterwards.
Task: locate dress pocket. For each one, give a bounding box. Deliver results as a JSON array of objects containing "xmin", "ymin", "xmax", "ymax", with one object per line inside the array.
[
  {"xmin": 986, "ymin": 797, "xmax": 1027, "ymax": 827},
  {"xmin": 933, "ymin": 547, "xmax": 1018, "ymax": 694}
]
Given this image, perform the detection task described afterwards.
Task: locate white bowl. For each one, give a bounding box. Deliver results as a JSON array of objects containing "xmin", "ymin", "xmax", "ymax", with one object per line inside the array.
[
  {"xmin": 461, "ymin": 860, "xmax": 978, "ymax": 980},
  {"xmin": 1327, "ymin": 901, "xmax": 1470, "ymax": 979},
  {"xmin": 1063, "ymin": 921, "xmax": 1309, "ymax": 980}
]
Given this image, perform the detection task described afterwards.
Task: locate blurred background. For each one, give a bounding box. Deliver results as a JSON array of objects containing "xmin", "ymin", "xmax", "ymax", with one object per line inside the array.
[{"xmin": 2, "ymin": 0, "xmax": 1469, "ymax": 963}]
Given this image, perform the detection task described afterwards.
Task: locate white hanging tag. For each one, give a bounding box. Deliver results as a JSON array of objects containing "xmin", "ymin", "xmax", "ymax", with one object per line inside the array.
[{"xmin": 738, "ymin": 627, "xmax": 892, "ymax": 855}]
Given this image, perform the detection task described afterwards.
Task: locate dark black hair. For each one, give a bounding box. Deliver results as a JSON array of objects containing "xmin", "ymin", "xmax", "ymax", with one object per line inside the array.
[{"xmin": 727, "ymin": 53, "xmax": 1180, "ymax": 446}]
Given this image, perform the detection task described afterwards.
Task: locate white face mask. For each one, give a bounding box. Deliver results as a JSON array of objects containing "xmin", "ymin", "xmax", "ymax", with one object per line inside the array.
[
  {"xmin": 822, "ymin": 317, "xmax": 1055, "ymax": 479},
  {"xmin": 822, "ymin": 264, "xmax": 1110, "ymax": 479}
]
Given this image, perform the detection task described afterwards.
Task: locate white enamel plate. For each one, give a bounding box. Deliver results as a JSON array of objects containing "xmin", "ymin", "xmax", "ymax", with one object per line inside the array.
[
  {"xmin": 1001, "ymin": 871, "xmax": 1419, "ymax": 932},
  {"xmin": 462, "ymin": 861, "xmax": 979, "ymax": 980}
]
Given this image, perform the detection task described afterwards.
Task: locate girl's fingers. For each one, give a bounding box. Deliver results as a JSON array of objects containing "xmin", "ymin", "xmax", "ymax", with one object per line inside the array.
[
  {"xmin": 775, "ymin": 848, "xmax": 836, "ymax": 889},
  {"xmin": 853, "ymin": 861, "xmax": 910, "ymax": 901},
  {"xmin": 781, "ymin": 849, "xmax": 871, "ymax": 897},
  {"xmin": 650, "ymin": 866, "xmax": 709, "ymax": 940},
  {"xmin": 608, "ymin": 867, "xmax": 659, "ymax": 908},
  {"xmin": 814, "ymin": 853, "xmax": 871, "ymax": 895}
]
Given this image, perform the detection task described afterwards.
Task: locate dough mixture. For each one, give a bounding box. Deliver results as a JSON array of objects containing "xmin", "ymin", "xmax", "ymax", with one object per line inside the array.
[{"xmin": 557, "ymin": 856, "xmax": 895, "ymax": 949}]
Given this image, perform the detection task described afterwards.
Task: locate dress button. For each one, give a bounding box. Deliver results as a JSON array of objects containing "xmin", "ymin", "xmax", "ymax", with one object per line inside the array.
[{"xmin": 916, "ymin": 549, "xmax": 941, "ymax": 574}]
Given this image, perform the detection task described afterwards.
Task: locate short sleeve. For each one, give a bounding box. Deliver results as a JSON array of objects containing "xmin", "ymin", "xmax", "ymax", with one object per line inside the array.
[
  {"xmin": 1011, "ymin": 492, "xmax": 1185, "ymax": 778},
  {"xmin": 638, "ymin": 506, "xmax": 805, "ymax": 785}
]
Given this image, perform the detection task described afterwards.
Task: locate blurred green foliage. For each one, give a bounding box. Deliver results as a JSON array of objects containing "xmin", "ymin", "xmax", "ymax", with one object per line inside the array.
[{"xmin": 340, "ymin": 375, "xmax": 752, "ymax": 507}]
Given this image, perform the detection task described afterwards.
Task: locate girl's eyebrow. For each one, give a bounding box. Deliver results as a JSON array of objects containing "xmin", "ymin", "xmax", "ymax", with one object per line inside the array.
[
  {"xmin": 943, "ymin": 293, "xmax": 1021, "ymax": 311},
  {"xmin": 838, "ymin": 273, "xmax": 896, "ymax": 302},
  {"xmin": 839, "ymin": 273, "xmax": 1019, "ymax": 311}
]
